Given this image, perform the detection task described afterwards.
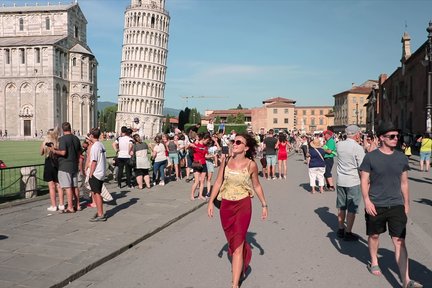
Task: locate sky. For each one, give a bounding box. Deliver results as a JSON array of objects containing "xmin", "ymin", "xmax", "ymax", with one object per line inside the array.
[{"xmin": 3, "ymin": 0, "xmax": 432, "ymax": 113}]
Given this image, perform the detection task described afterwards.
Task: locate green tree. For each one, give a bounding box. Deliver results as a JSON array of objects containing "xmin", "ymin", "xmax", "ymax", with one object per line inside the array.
[
  {"xmin": 184, "ymin": 107, "xmax": 191, "ymax": 124},
  {"xmin": 226, "ymin": 114, "xmax": 235, "ymax": 123},
  {"xmin": 178, "ymin": 110, "xmax": 186, "ymax": 130},
  {"xmin": 163, "ymin": 115, "xmax": 171, "ymax": 133},
  {"xmin": 189, "ymin": 108, "xmax": 201, "ymax": 124},
  {"xmin": 235, "ymin": 113, "xmax": 245, "ymax": 124},
  {"xmin": 236, "ymin": 104, "xmax": 243, "ymax": 110},
  {"xmin": 98, "ymin": 104, "xmax": 117, "ymax": 132}
]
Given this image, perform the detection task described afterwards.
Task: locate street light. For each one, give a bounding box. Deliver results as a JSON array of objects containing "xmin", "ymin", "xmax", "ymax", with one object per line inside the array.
[
  {"xmin": 425, "ymin": 21, "xmax": 432, "ymax": 133},
  {"xmin": 370, "ymin": 86, "xmax": 377, "ymax": 134}
]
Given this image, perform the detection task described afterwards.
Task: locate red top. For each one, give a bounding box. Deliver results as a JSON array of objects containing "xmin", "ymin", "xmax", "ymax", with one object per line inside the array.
[{"xmin": 193, "ymin": 143, "xmax": 208, "ymax": 164}]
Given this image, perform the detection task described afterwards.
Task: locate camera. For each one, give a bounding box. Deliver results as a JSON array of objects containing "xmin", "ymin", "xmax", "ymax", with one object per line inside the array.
[{"xmin": 45, "ymin": 142, "xmax": 53, "ymax": 147}]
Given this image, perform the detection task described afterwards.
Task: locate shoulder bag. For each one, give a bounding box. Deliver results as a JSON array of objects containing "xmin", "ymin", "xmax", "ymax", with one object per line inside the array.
[{"xmin": 213, "ymin": 157, "xmax": 230, "ymax": 209}]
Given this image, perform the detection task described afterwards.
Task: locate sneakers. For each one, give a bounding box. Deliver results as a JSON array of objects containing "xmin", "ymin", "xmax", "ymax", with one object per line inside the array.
[
  {"xmin": 47, "ymin": 206, "xmax": 57, "ymax": 212},
  {"xmin": 159, "ymin": 181, "xmax": 165, "ymax": 186},
  {"xmin": 89, "ymin": 214, "xmax": 107, "ymax": 222},
  {"xmin": 344, "ymin": 232, "xmax": 359, "ymax": 241},
  {"xmin": 58, "ymin": 205, "xmax": 65, "ymax": 211},
  {"xmin": 337, "ymin": 228, "xmax": 345, "ymax": 238}
]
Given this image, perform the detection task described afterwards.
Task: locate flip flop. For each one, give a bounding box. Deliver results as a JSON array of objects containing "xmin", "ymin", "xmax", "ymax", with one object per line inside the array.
[
  {"xmin": 62, "ymin": 209, "xmax": 75, "ymax": 214},
  {"xmin": 406, "ymin": 280, "xmax": 423, "ymax": 288},
  {"xmin": 367, "ymin": 264, "xmax": 381, "ymax": 276}
]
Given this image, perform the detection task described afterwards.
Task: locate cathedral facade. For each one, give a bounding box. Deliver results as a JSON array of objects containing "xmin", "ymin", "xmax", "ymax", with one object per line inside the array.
[
  {"xmin": 0, "ymin": 2, "xmax": 97, "ymax": 137},
  {"xmin": 115, "ymin": 0, "xmax": 170, "ymax": 137}
]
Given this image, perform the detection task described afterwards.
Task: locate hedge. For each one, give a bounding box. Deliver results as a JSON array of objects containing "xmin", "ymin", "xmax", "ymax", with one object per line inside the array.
[{"xmin": 183, "ymin": 124, "xmax": 248, "ymax": 134}]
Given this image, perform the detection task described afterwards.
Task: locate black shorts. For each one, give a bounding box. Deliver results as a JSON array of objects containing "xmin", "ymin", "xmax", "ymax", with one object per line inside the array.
[
  {"xmin": 89, "ymin": 176, "xmax": 103, "ymax": 194},
  {"xmin": 134, "ymin": 168, "xmax": 149, "ymax": 176},
  {"xmin": 365, "ymin": 205, "xmax": 407, "ymax": 238},
  {"xmin": 324, "ymin": 158, "xmax": 334, "ymax": 178}
]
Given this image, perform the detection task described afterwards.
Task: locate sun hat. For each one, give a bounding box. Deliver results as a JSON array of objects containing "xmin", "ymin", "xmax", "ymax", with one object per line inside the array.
[{"xmin": 377, "ymin": 122, "xmax": 399, "ymax": 137}]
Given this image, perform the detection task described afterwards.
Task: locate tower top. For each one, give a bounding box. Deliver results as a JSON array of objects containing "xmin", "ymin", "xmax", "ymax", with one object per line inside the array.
[{"xmin": 131, "ymin": 0, "xmax": 165, "ymax": 9}]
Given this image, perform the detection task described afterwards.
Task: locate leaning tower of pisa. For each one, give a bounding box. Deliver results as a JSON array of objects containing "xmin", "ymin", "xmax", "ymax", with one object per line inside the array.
[{"xmin": 115, "ymin": 0, "xmax": 170, "ymax": 137}]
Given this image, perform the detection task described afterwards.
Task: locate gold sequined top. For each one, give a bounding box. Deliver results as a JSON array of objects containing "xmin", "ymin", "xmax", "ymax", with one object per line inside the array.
[{"xmin": 218, "ymin": 160, "xmax": 254, "ymax": 201}]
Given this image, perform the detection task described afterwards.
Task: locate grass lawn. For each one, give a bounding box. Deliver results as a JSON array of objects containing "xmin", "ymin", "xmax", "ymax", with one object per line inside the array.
[{"xmin": 0, "ymin": 139, "xmax": 116, "ymax": 167}]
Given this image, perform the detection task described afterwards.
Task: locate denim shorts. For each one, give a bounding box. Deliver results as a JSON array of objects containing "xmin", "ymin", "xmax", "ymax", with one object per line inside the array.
[
  {"xmin": 420, "ymin": 151, "xmax": 431, "ymax": 161},
  {"xmin": 266, "ymin": 155, "xmax": 277, "ymax": 166},
  {"xmin": 336, "ymin": 185, "xmax": 361, "ymax": 213},
  {"xmin": 168, "ymin": 152, "xmax": 179, "ymax": 165}
]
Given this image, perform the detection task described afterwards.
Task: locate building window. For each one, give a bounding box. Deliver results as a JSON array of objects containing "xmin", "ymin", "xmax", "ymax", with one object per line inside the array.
[
  {"xmin": 310, "ymin": 118, "xmax": 315, "ymax": 126},
  {"xmin": 352, "ymin": 97, "xmax": 357, "ymax": 103},
  {"xmin": 5, "ymin": 49, "xmax": 10, "ymax": 64},
  {"xmin": 302, "ymin": 110, "xmax": 306, "ymax": 115},
  {"xmin": 74, "ymin": 25, "xmax": 79, "ymax": 38},
  {"xmin": 151, "ymin": 16, "xmax": 155, "ymax": 28},
  {"xmin": 35, "ymin": 48, "xmax": 40, "ymax": 63},
  {"xmin": 284, "ymin": 118, "xmax": 288, "ymax": 124},
  {"xmin": 72, "ymin": 57, "xmax": 76, "ymax": 66},
  {"xmin": 319, "ymin": 118, "xmax": 324, "ymax": 125},
  {"xmin": 19, "ymin": 18, "xmax": 24, "ymax": 31},
  {"xmin": 45, "ymin": 17, "xmax": 50, "ymax": 30},
  {"xmin": 311, "ymin": 110, "xmax": 315, "ymax": 115},
  {"xmin": 273, "ymin": 118, "xmax": 278, "ymax": 124},
  {"xmin": 273, "ymin": 108, "xmax": 278, "ymax": 114},
  {"xmin": 284, "ymin": 108, "xmax": 289, "ymax": 114},
  {"xmin": 320, "ymin": 110, "xmax": 323, "ymax": 115},
  {"xmin": 20, "ymin": 48, "xmax": 25, "ymax": 64}
]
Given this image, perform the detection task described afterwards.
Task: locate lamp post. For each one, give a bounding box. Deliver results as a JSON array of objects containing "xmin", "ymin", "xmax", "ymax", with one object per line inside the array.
[
  {"xmin": 370, "ymin": 86, "xmax": 377, "ymax": 134},
  {"xmin": 426, "ymin": 21, "xmax": 432, "ymax": 133}
]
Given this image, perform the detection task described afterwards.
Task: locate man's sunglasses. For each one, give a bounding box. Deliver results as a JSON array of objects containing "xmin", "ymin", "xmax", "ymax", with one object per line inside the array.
[
  {"xmin": 383, "ymin": 134, "xmax": 399, "ymax": 140},
  {"xmin": 233, "ymin": 140, "xmax": 246, "ymax": 145}
]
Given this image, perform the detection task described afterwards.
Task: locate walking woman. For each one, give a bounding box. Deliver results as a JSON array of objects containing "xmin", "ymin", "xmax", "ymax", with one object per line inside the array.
[
  {"xmin": 418, "ymin": 133, "xmax": 432, "ymax": 172},
  {"xmin": 208, "ymin": 133, "xmax": 268, "ymax": 288},
  {"xmin": 276, "ymin": 133, "xmax": 289, "ymax": 179},
  {"xmin": 40, "ymin": 128, "xmax": 64, "ymax": 211},
  {"xmin": 189, "ymin": 132, "xmax": 210, "ymax": 200},
  {"xmin": 132, "ymin": 134, "xmax": 151, "ymax": 189},
  {"xmin": 152, "ymin": 135, "xmax": 168, "ymax": 186}
]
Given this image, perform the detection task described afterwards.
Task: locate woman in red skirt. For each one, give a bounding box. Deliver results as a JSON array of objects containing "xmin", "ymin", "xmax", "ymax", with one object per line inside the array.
[{"xmin": 208, "ymin": 133, "xmax": 268, "ymax": 288}]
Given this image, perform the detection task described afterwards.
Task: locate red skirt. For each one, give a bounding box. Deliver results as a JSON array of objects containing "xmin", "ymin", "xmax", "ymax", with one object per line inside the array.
[{"xmin": 220, "ymin": 197, "xmax": 252, "ymax": 274}]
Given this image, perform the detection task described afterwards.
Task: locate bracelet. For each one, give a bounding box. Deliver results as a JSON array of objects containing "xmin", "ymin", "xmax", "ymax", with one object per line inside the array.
[{"xmin": 262, "ymin": 204, "xmax": 268, "ymax": 208}]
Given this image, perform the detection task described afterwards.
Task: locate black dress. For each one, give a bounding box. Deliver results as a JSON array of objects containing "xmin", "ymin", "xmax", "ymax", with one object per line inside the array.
[{"xmin": 43, "ymin": 155, "xmax": 59, "ymax": 182}]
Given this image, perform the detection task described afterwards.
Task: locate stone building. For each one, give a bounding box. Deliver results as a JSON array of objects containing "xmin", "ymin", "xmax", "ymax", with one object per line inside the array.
[
  {"xmin": 115, "ymin": 0, "xmax": 170, "ymax": 137},
  {"xmin": 333, "ymin": 81, "xmax": 375, "ymax": 132},
  {"xmin": 294, "ymin": 106, "xmax": 334, "ymax": 133},
  {"xmin": 251, "ymin": 97, "xmax": 296, "ymax": 132},
  {"xmin": 366, "ymin": 30, "xmax": 431, "ymax": 135},
  {"xmin": 0, "ymin": 2, "xmax": 97, "ymax": 137}
]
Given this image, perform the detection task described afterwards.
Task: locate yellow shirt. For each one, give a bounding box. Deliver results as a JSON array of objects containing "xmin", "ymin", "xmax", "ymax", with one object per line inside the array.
[
  {"xmin": 218, "ymin": 160, "xmax": 254, "ymax": 201},
  {"xmin": 420, "ymin": 138, "xmax": 432, "ymax": 153}
]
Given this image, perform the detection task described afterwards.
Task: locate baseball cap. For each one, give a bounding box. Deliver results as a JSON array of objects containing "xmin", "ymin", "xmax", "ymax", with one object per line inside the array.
[{"xmin": 323, "ymin": 130, "xmax": 334, "ymax": 136}]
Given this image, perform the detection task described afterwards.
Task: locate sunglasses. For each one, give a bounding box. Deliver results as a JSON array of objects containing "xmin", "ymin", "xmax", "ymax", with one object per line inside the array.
[
  {"xmin": 383, "ymin": 134, "xmax": 399, "ymax": 140},
  {"xmin": 233, "ymin": 140, "xmax": 246, "ymax": 145}
]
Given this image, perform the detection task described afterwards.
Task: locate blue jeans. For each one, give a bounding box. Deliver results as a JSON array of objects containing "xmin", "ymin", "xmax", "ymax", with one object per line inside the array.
[{"xmin": 153, "ymin": 160, "xmax": 167, "ymax": 182}]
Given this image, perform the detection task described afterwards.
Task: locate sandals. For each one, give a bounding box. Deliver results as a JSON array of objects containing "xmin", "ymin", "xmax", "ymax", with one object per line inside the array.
[
  {"xmin": 406, "ymin": 280, "xmax": 423, "ymax": 288},
  {"xmin": 367, "ymin": 263, "xmax": 381, "ymax": 276}
]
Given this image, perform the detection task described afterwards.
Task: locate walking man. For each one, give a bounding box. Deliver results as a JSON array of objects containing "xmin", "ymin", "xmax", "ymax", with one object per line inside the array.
[
  {"xmin": 335, "ymin": 125, "xmax": 364, "ymax": 241},
  {"xmin": 51, "ymin": 122, "xmax": 81, "ymax": 213},
  {"xmin": 88, "ymin": 128, "xmax": 107, "ymax": 222},
  {"xmin": 323, "ymin": 130, "xmax": 336, "ymax": 190},
  {"xmin": 360, "ymin": 122, "xmax": 422, "ymax": 288}
]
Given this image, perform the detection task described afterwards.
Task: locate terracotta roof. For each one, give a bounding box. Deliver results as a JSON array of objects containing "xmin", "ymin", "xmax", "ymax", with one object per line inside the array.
[
  {"xmin": 333, "ymin": 86, "xmax": 372, "ymax": 97},
  {"xmin": 208, "ymin": 109, "xmax": 252, "ymax": 117},
  {"xmin": 263, "ymin": 97, "xmax": 296, "ymax": 104},
  {"xmin": 295, "ymin": 106, "xmax": 333, "ymax": 109},
  {"xmin": 266, "ymin": 102, "xmax": 295, "ymax": 108}
]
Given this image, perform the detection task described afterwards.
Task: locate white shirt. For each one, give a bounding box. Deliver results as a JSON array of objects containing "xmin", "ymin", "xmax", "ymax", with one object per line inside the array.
[
  {"xmin": 90, "ymin": 141, "xmax": 106, "ymax": 181},
  {"xmin": 116, "ymin": 135, "xmax": 133, "ymax": 158},
  {"xmin": 207, "ymin": 123, "xmax": 214, "ymax": 132},
  {"xmin": 154, "ymin": 143, "xmax": 167, "ymax": 162}
]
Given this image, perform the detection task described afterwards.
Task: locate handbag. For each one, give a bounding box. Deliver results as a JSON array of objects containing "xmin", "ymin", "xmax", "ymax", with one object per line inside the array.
[{"xmin": 213, "ymin": 157, "xmax": 230, "ymax": 210}]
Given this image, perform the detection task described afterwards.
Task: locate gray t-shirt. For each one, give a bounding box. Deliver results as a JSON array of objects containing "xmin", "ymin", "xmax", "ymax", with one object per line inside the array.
[
  {"xmin": 336, "ymin": 138, "xmax": 365, "ymax": 187},
  {"xmin": 263, "ymin": 136, "xmax": 277, "ymax": 155},
  {"xmin": 58, "ymin": 134, "xmax": 81, "ymax": 173},
  {"xmin": 359, "ymin": 149, "xmax": 409, "ymax": 207}
]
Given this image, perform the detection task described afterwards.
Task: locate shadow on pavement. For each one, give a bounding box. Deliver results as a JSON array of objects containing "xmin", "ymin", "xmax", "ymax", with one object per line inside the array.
[
  {"xmin": 217, "ymin": 231, "xmax": 265, "ymax": 259},
  {"xmin": 414, "ymin": 198, "xmax": 432, "ymax": 207},
  {"xmin": 105, "ymin": 197, "xmax": 138, "ymax": 218},
  {"xmin": 408, "ymin": 177, "xmax": 432, "ymax": 184},
  {"xmin": 299, "ymin": 183, "xmax": 311, "ymax": 193},
  {"xmin": 315, "ymin": 206, "xmax": 432, "ymax": 287},
  {"xmin": 0, "ymin": 235, "xmax": 8, "ymax": 240}
]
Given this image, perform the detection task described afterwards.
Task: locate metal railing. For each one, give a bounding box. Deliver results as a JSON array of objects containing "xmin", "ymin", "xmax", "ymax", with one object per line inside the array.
[{"xmin": 0, "ymin": 163, "xmax": 48, "ymax": 200}]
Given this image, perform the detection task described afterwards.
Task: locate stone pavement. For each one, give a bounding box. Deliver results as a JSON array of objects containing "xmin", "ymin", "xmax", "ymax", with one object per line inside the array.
[{"xmin": 0, "ymin": 178, "xmax": 206, "ymax": 288}]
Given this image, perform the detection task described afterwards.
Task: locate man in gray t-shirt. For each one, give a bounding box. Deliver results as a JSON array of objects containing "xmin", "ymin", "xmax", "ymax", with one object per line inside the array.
[
  {"xmin": 359, "ymin": 122, "xmax": 421, "ymax": 288},
  {"xmin": 263, "ymin": 129, "xmax": 277, "ymax": 179}
]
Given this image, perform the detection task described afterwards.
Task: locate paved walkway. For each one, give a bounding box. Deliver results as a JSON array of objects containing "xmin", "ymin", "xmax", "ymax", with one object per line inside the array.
[
  {"xmin": 0, "ymin": 152, "xmax": 431, "ymax": 288},
  {"xmin": 0, "ymin": 178, "xmax": 206, "ymax": 288}
]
